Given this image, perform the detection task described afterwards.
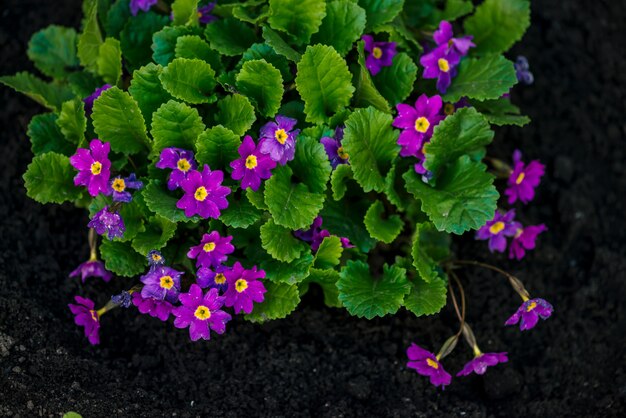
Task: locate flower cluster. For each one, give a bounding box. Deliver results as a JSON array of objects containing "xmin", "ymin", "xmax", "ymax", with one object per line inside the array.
[{"xmin": 294, "ymin": 216, "xmax": 354, "ymax": 252}]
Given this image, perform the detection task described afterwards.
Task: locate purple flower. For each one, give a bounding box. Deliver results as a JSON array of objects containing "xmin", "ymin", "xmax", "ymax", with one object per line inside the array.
[
  {"xmin": 140, "ymin": 266, "xmax": 183, "ymax": 303},
  {"xmin": 88, "ymin": 206, "xmax": 126, "ymax": 240},
  {"xmin": 340, "ymin": 237, "xmax": 355, "ymax": 249},
  {"xmin": 198, "ymin": 3, "xmax": 217, "ymax": 24},
  {"xmin": 69, "ymin": 260, "xmax": 113, "ymax": 283},
  {"xmin": 223, "ymin": 262, "xmax": 267, "ymax": 314},
  {"xmin": 362, "ymin": 35, "xmax": 397, "ymax": 76},
  {"xmin": 197, "ymin": 265, "xmax": 229, "ymax": 292},
  {"xmin": 514, "ymin": 56, "xmax": 534, "ymax": 85},
  {"xmin": 505, "ymin": 298, "xmax": 553, "ymax": 331},
  {"xmin": 187, "ymin": 231, "xmax": 235, "ymax": 269},
  {"xmin": 83, "ymin": 84, "xmax": 112, "ymax": 115},
  {"xmin": 505, "ymin": 150, "xmax": 545, "ymax": 205},
  {"xmin": 132, "ymin": 292, "xmax": 174, "ymax": 321},
  {"xmin": 420, "ymin": 45, "xmax": 460, "ymax": 94},
  {"xmin": 177, "ymin": 165, "xmax": 231, "ymax": 219},
  {"xmin": 393, "ymin": 94, "xmax": 444, "ymax": 158},
  {"xmin": 110, "ymin": 173, "xmax": 143, "ymax": 203},
  {"xmin": 155, "ymin": 147, "xmax": 197, "ymax": 191},
  {"xmin": 457, "ymin": 352, "xmax": 508, "ymax": 377},
  {"xmin": 311, "ymin": 229, "xmax": 331, "ymax": 252},
  {"xmin": 70, "ymin": 139, "xmax": 112, "ymax": 197},
  {"xmin": 406, "ymin": 343, "xmax": 452, "ymax": 389},
  {"xmin": 130, "ymin": 0, "xmax": 157, "ymax": 16},
  {"xmin": 147, "ymin": 250, "xmax": 165, "ymax": 266},
  {"xmin": 433, "ymin": 21, "xmax": 475, "ymax": 58},
  {"xmin": 509, "ymin": 224, "xmax": 547, "ymax": 260},
  {"xmin": 475, "ymin": 210, "xmax": 519, "ymax": 253},
  {"xmin": 111, "ymin": 291, "xmax": 132, "ymax": 308},
  {"xmin": 293, "ymin": 216, "xmax": 323, "ymax": 242},
  {"xmin": 259, "ymin": 115, "xmax": 299, "ymax": 165},
  {"xmin": 173, "ymin": 285, "xmax": 232, "ymax": 341},
  {"xmin": 230, "ymin": 135, "xmax": 276, "ymax": 191},
  {"xmin": 320, "ymin": 126, "xmax": 349, "ymax": 169},
  {"xmin": 68, "ymin": 296, "xmax": 100, "ymax": 345}
]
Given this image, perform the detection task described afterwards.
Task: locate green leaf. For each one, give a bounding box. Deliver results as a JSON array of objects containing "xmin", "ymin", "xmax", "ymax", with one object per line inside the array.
[
  {"xmin": 100, "ymin": 240, "xmax": 147, "ymax": 277},
  {"xmin": 261, "ymin": 253, "xmax": 314, "ymax": 284},
  {"xmin": 353, "ymin": 41, "xmax": 391, "ymax": 113},
  {"xmin": 260, "ymin": 219, "xmax": 307, "ymax": 262},
  {"xmin": 330, "ymin": 164, "xmax": 353, "ymax": 201},
  {"xmin": 159, "ymin": 58, "xmax": 217, "ymax": 104},
  {"xmin": 172, "ymin": 0, "xmax": 199, "ymax": 26},
  {"xmin": 246, "ymin": 186, "xmax": 268, "ymax": 210},
  {"xmin": 364, "ymin": 200, "xmax": 403, "ymax": 244},
  {"xmin": 483, "ymin": 113, "xmax": 530, "ymax": 127},
  {"xmin": 236, "ymin": 59, "xmax": 284, "ymax": 118},
  {"xmin": 204, "ymin": 17, "xmax": 256, "ymax": 56},
  {"xmin": 240, "ymin": 43, "xmax": 293, "ymax": 83},
  {"xmin": 264, "ymin": 166, "xmax": 325, "ymax": 230},
  {"xmin": 151, "ymin": 100, "xmax": 205, "ymax": 155},
  {"xmin": 78, "ymin": 0, "xmax": 103, "ymax": 72},
  {"xmin": 219, "ymin": 193, "xmax": 262, "ymax": 228},
  {"xmin": 62, "ymin": 412, "xmax": 82, "ymax": 418},
  {"xmin": 67, "ymin": 71, "xmax": 101, "ymax": 98},
  {"xmin": 132, "ymin": 216, "xmax": 177, "ymax": 255},
  {"xmin": 432, "ymin": 0, "xmax": 474, "ymax": 23},
  {"xmin": 129, "ymin": 63, "xmax": 173, "ymax": 128},
  {"xmin": 23, "ymin": 152, "xmax": 81, "ymax": 204},
  {"xmin": 27, "ymin": 25, "xmax": 78, "ymax": 78},
  {"xmin": 261, "ymin": 26, "xmax": 302, "ymax": 62},
  {"xmin": 403, "ymin": 156, "xmax": 498, "ymax": 234},
  {"xmin": 0, "ymin": 72, "xmax": 74, "ymax": 111},
  {"xmin": 143, "ymin": 180, "xmax": 200, "ymax": 223},
  {"xmin": 411, "ymin": 222, "xmax": 450, "ymax": 283},
  {"xmin": 373, "ymin": 52, "xmax": 418, "ymax": 106},
  {"xmin": 357, "ymin": 0, "xmax": 404, "ymax": 31},
  {"xmin": 92, "ymin": 86, "xmax": 149, "ymax": 154},
  {"xmin": 443, "ymin": 55, "xmax": 517, "ymax": 102},
  {"xmin": 175, "ymin": 35, "xmax": 223, "ymax": 72},
  {"xmin": 214, "ymin": 94, "xmax": 256, "ymax": 136},
  {"xmin": 245, "ymin": 282, "xmax": 300, "ymax": 323},
  {"xmin": 56, "ymin": 99, "xmax": 86, "ymax": 144},
  {"xmin": 306, "ymin": 268, "xmax": 342, "ymax": 307},
  {"xmin": 424, "ymin": 107, "xmax": 494, "ymax": 176},
  {"xmin": 464, "ymin": 0, "xmax": 530, "ymax": 55},
  {"xmin": 268, "ymin": 0, "xmax": 326, "ymax": 45},
  {"xmin": 471, "ymin": 97, "xmax": 530, "ymax": 127},
  {"xmin": 321, "ymin": 198, "xmax": 376, "ymax": 253},
  {"xmin": 314, "ymin": 236, "xmax": 343, "ymax": 269},
  {"xmin": 383, "ymin": 160, "xmax": 409, "ymax": 211},
  {"xmin": 117, "ymin": 199, "xmax": 146, "ymax": 242},
  {"xmin": 27, "ymin": 113, "xmax": 75, "ymax": 156},
  {"xmin": 404, "ymin": 278, "xmax": 447, "ymax": 317},
  {"xmin": 311, "ymin": 0, "xmax": 366, "ymax": 56},
  {"xmin": 337, "ymin": 261, "xmax": 410, "ymax": 319},
  {"xmin": 152, "ymin": 26, "xmax": 195, "ymax": 67},
  {"xmin": 296, "ymin": 45, "xmax": 355, "ymax": 124},
  {"xmin": 105, "ymin": 0, "xmax": 131, "ymax": 38},
  {"xmin": 195, "ymin": 125, "xmax": 241, "ymax": 171},
  {"xmin": 120, "ymin": 12, "xmax": 169, "ymax": 71},
  {"xmin": 289, "ymin": 136, "xmax": 332, "ymax": 194},
  {"xmin": 97, "ymin": 37, "xmax": 122, "ymax": 85},
  {"xmin": 342, "ymin": 107, "xmax": 399, "ymax": 192}
]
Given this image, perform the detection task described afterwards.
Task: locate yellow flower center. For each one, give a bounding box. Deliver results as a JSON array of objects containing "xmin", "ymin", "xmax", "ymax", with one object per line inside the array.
[
  {"xmin": 438, "ymin": 58, "xmax": 450, "ymax": 73},
  {"xmin": 489, "ymin": 221, "xmax": 505, "ymax": 234},
  {"xmin": 275, "ymin": 129, "xmax": 288, "ymax": 145},
  {"xmin": 194, "ymin": 186, "xmax": 208, "ymax": 201},
  {"xmin": 112, "ymin": 178, "xmax": 126, "ymax": 192},
  {"xmin": 90, "ymin": 161, "xmax": 102, "ymax": 175},
  {"xmin": 526, "ymin": 301, "xmax": 537, "ymax": 312},
  {"xmin": 444, "ymin": 103, "xmax": 455, "ymax": 115},
  {"xmin": 426, "ymin": 358, "xmax": 439, "ymax": 369},
  {"xmin": 235, "ymin": 278, "xmax": 248, "ymax": 293},
  {"xmin": 203, "ymin": 242, "xmax": 216, "ymax": 252},
  {"xmin": 159, "ymin": 275, "xmax": 174, "ymax": 290},
  {"xmin": 214, "ymin": 273, "xmax": 226, "ymax": 285},
  {"xmin": 194, "ymin": 305, "xmax": 211, "ymax": 320},
  {"xmin": 197, "ymin": 10, "xmax": 203, "ymax": 18},
  {"xmin": 414, "ymin": 117, "xmax": 430, "ymax": 133},
  {"xmin": 151, "ymin": 253, "xmax": 162, "ymax": 262},
  {"xmin": 372, "ymin": 47, "xmax": 383, "ymax": 59},
  {"xmin": 90, "ymin": 310, "xmax": 98, "ymax": 321},
  {"xmin": 515, "ymin": 172, "xmax": 526, "ymax": 185},
  {"xmin": 337, "ymin": 146, "xmax": 349, "ymax": 160},
  {"xmin": 177, "ymin": 158, "xmax": 191, "ymax": 172},
  {"xmin": 245, "ymin": 155, "xmax": 258, "ymax": 169}
]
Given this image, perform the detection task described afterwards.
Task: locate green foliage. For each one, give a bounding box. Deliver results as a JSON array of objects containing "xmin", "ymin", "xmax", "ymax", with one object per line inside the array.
[
  {"xmin": 404, "ymin": 277, "xmax": 447, "ymax": 317},
  {"xmin": 219, "ymin": 194, "xmax": 262, "ymax": 228},
  {"xmin": 205, "ymin": 18, "xmax": 256, "ymax": 56},
  {"xmin": 262, "ymin": 26, "xmax": 302, "ymax": 62},
  {"xmin": 175, "ymin": 35, "xmax": 223, "ymax": 72},
  {"xmin": 443, "ymin": 55, "xmax": 518, "ymax": 102},
  {"xmin": 411, "ymin": 222, "xmax": 450, "ymax": 282},
  {"xmin": 132, "ymin": 216, "xmax": 177, "ymax": 255},
  {"xmin": 129, "ymin": 63, "xmax": 173, "ymax": 127},
  {"xmin": 353, "ymin": 41, "xmax": 391, "ymax": 113},
  {"xmin": 245, "ymin": 282, "xmax": 301, "ymax": 323},
  {"xmin": 151, "ymin": 100, "xmax": 205, "ymax": 155},
  {"xmin": 358, "ymin": 0, "xmax": 405, "ymax": 31},
  {"xmin": 143, "ymin": 180, "xmax": 199, "ymax": 223},
  {"xmin": 23, "ymin": 152, "xmax": 81, "ymax": 204},
  {"xmin": 214, "ymin": 94, "xmax": 256, "ymax": 136},
  {"xmin": 27, "ymin": 26, "xmax": 79, "ymax": 78},
  {"xmin": 100, "ymin": 240, "xmax": 147, "ymax": 277},
  {"xmin": 364, "ymin": 200, "xmax": 404, "ymax": 244},
  {"xmin": 236, "ymin": 59, "xmax": 284, "ymax": 118},
  {"xmin": 330, "ymin": 164, "xmax": 353, "ymax": 201},
  {"xmin": 97, "ymin": 37, "xmax": 123, "ymax": 85},
  {"xmin": 262, "ymin": 253, "xmax": 314, "ymax": 284},
  {"xmin": 314, "ymin": 236, "xmax": 343, "ymax": 269},
  {"xmin": 306, "ymin": 268, "xmax": 342, "ymax": 307},
  {"xmin": 195, "ymin": 125, "xmax": 241, "ymax": 171},
  {"xmin": 159, "ymin": 58, "xmax": 217, "ymax": 104},
  {"xmin": 27, "ymin": 113, "xmax": 75, "ymax": 156},
  {"xmin": 268, "ymin": 0, "xmax": 327, "ymax": 45},
  {"xmin": 373, "ymin": 53, "xmax": 418, "ymax": 106},
  {"xmin": 260, "ymin": 219, "xmax": 308, "ymax": 262},
  {"xmin": 290, "ymin": 136, "xmax": 332, "ymax": 194},
  {"xmin": 172, "ymin": 0, "xmax": 199, "ymax": 26},
  {"xmin": 120, "ymin": 12, "xmax": 169, "ymax": 70},
  {"xmin": 311, "ymin": 0, "xmax": 367, "ymax": 56},
  {"xmin": 57, "ymin": 99, "xmax": 86, "ymax": 144},
  {"xmin": 0, "ymin": 72, "xmax": 74, "ymax": 111},
  {"xmin": 78, "ymin": 0, "xmax": 104, "ymax": 73},
  {"xmin": 152, "ymin": 26, "xmax": 195, "ymax": 67}
]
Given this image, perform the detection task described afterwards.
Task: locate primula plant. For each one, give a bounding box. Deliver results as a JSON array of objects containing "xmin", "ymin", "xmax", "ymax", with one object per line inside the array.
[{"xmin": 2, "ymin": 0, "xmax": 551, "ymax": 388}]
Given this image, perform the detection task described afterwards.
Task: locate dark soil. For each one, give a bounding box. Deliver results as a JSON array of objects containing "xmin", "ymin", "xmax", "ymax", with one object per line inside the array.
[{"xmin": 1, "ymin": 0, "xmax": 625, "ymax": 416}]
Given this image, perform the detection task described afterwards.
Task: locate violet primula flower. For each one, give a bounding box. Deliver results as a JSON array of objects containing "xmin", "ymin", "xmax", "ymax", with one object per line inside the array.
[
  {"xmin": 509, "ymin": 224, "xmax": 547, "ymax": 260},
  {"xmin": 293, "ymin": 216, "xmax": 323, "ymax": 242},
  {"xmin": 505, "ymin": 150, "xmax": 545, "ymax": 205},
  {"xmin": 83, "ymin": 84, "xmax": 112, "ymax": 115},
  {"xmin": 514, "ymin": 56, "xmax": 534, "ymax": 85},
  {"xmin": 88, "ymin": 206, "xmax": 126, "ymax": 240},
  {"xmin": 197, "ymin": 265, "xmax": 229, "ymax": 292},
  {"xmin": 475, "ymin": 210, "xmax": 519, "ymax": 253},
  {"xmin": 69, "ymin": 260, "xmax": 113, "ymax": 283},
  {"xmin": 130, "ymin": 0, "xmax": 157, "ymax": 16},
  {"xmin": 457, "ymin": 352, "xmax": 508, "ymax": 377},
  {"xmin": 132, "ymin": 292, "xmax": 174, "ymax": 321},
  {"xmin": 393, "ymin": 94, "xmax": 444, "ymax": 158},
  {"xmin": 140, "ymin": 266, "xmax": 183, "ymax": 303},
  {"xmin": 406, "ymin": 343, "xmax": 452, "ymax": 389},
  {"xmin": 177, "ymin": 165, "xmax": 230, "ymax": 219},
  {"xmin": 320, "ymin": 126, "xmax": 349, "ymax": 169},
  {"xmin": 505, "ymin": 298, "xmax": 554, "ymax": 331},
  {"xmin": 362, "ymin": 35, "xmax": 397, "ymax": 76},
  {"xmin": 173, "ymin": 285, "xmax": 232, "ymax": 341},
  {"xmin": 147, "ymin": 250, "xmax": 165, "ymax": 267},
  {"xmin": 111, "ymin": 291, "xmax": 132, "ymax": 308},
  {"xmin": 420, "ymin": 45, "xmax": 460, "ymax": 94},
  {"xmin": 223, "ymin": 262, "xmax": 267, "ymax": 314},
  {"xmin": 198, "ymin": 3, "xmax": 217, "ymax": 24},
  {"xmin": 70, "ymin": 139, "xmax": 112, "ymax": 197},
  {"xmin": 340, "ymin": 237, "xmax": 355, "ymax": 249},
  {"xmin": 187, "ymin": 231, "xmax": 235, "ymax": 269},
  {"xmin": 111, "ymin": 173, "xmax": 143, "ymax": 203},
  {"xmin": 155, "ymin": 147, "xmax": 197, "ymax": 191},
  {"xmin": 68, "ymin": 296, "xmax": 100, "ymax": 345},
  {"xmin": 433, "ymin": 21, "xmax": 475, "ymax": 57},
  {"xmin": 230, "ymin": 135, "xmax": 276, "ymax": 191},
  {"xmin": 311, "ymin": 229, "xmax": 331, "ymax": 252},
  {"xmin": 259, "ymin": 115, "xmax": 299, "ymax": 165}
]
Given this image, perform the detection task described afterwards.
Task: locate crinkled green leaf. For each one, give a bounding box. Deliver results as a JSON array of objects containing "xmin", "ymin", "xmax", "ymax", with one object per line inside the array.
[
  {"xmin": 27, "ymin": 25, "xmax": 79, "ymax": 78},
  {"xmin": 383, "ymin": 161, "xmax": 410, "ymax": 211},
  {"xmin": 23, "ymin": 152, "xmax": 81, "ymax": 204},
  {"xmin": 97, "ymin": 37, "xmax": 122, "ymax": 85},
  {"xmin": 311, "ymin": 0, "xmax": 367, "ymax": 56},
  {"xmin": 175, "ymin": 35, "xmax": 223, "ymax": 72},
  {"xmin": 342, "ymin": 107, "xmax": 399, "ymax": 192},
  {"xmin": 373, "ymin": 52, "xmax": 418, "ymax": 106},
  {"xmin": 364, "ymin": 200, "xmax": 403, "ymax": 244},
  {"xmin": 121, "ymin": 12, "xmax": 169, "ymax": 70},
  {"xmin": 232, "ymin": 2, "xmax": 269, "ymax": 24},
  {"xmin": 56, "ymin": 98, "xmax": 86, "ymax": 144},
  {"xmin": 261, "ymin": 253, "xmax": 314, "ymax": 284},
  {"xmin": 214, "ymin": 94, "xmax": 256, "ymax": 136},
  {"xmin": 338, "ymin": 261, "xmax": 409, "ymax": 319},
  {"xmin": 330, "ymin": 164, "xmax": 353, "ymax": 201},
  {"xmin": 27, "ymin": 113, "xmax": 75, "ymax": 156},
  {"xmin": 67, "ymin": 71, "xmax": 101, "ymax": 98},
  {"xmin": 260, "ymin": 219, "xmax": 307, "ymax": 262},
  {"xmin": 246, "ymin": 186, "xmax": 268, "ymax": 210},
  {"xmin": 314, "ymin": 236, "xmax": 343, "ymax": 269},
  {"xmin": 403, "ymin": 156, "xmax": 498, "ymax": 234},
  {"xmin": 464, "ymin": 0, "xmax": 530, "ymax": 55},
  {"xmin": 443, "ymin": 55, "xmax": 517, "ymax": 102},
  {"xmin": 296, "ymin": 45, "xmax": 355, "ymax": 124},
  {"xmin": 240, "ymin": 43, "xmax": 292, "ymax": 83},
  {"xmin": 116, "ymin": 199, "xmax": 146, "ymax": 242},
  {"xmin": 172, "ymin": 0, "xmax": 199, "ymax": 26},
  {"xmin": 268, "ymin": 0, "xmax": 326, "ymax": 45},
  {"xmin": 100, "ymin": 240, "xmax": 147, "ymax": 277},
  {"xmin": 159, "ymin": 58, "xmax": 217, "ymax": 104},
  {"xmin": 204, "ymin": 17, "xmax": 256, "ymax": 56},
  {"xmin": 321, "ymin": 198, "xmax": 376, "ymax": 253},
  {"xmin": 152, "ymin": 26, "xmax": 195, "ymax": 66},
  {"xmin": 245, "ymin": 282, "xmax": 300, "ymax": 323},
  {"xmin": 143, "ymin": 180, "xmax": 200, "ymax": 223},
  {"xmin": 151, "ymin": 100, "xmax": 205, "ymax": 155},
  {"xmin": 132, "ymin": 216, "xmax": 177, "ymax": 255},
  {"xmin": 411, "ymin": 222, "xmax": 450, "ymax": 283},
  {"xmin": 92, "ymin": 86, "xmax": 149, "ymax": 154},
  {"xmin": 0, "ymin": 72, "xmax": 74, "ymax": 111},
  {"xmin": 261, "ymin": 26, "xmax": 302, "ymax": 62},
  {"xmin": 78, "ymin": 0, "xmax": 103, "ymax": 72},
  {"xmin": 357, "ymin": 0, "xmax": 404, "ymax": 31},
  {"xmin": 236, "ymin": 59, "xmax": 284, "ymax": 118},
  {"xmin": 306, "ymin": 268, "xmax": 342, "ymax": 307},
  {"xmin": 290, "ymin": 136, "xmax": 332, "ymax": 194},
  {"xmin": 129, "ymin": 63, "xmax": 173, "ymax": 128},
  {"xmin": 105, "ymin": 0, "xmax": 131, "ymax": 38},
  {"xmin": 195, "ymin": 125, "xmax": 241, "ymax": 171},
  {"xmin": 353, "ymin": 41, "xmax": 391, "ymax": 113},
  {"xmin": 404, "ymin": 278, "xmax": 447, "ymax": 317},
  {"xmin": 219, "ymin": 193, "xmax": 262, "ymax": 228},
  {"xmin": 471, "ymin": 97, "xmax": 530, "ymax": 127}
]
